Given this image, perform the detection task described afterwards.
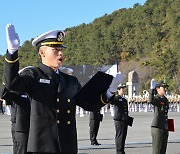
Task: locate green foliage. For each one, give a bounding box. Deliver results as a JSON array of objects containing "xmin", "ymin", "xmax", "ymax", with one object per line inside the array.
[
  {"xmin": 0, "ymin": 0, "xmax": 179, "ymax": 92},
  {"xmin": 18, "ymin": 39, "xmax": 40, "ymax": 69}
]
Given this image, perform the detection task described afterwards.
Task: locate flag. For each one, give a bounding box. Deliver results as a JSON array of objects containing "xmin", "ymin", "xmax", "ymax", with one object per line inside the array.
[{"xmin": 105, "ymin": 62, "xmax": 118, "ymax": 77}]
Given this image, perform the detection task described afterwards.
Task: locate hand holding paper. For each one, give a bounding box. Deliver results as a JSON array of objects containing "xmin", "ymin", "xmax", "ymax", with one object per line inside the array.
[{"xmin": 108, "ymin": 72, "xmax": 122, "ymax": 93}]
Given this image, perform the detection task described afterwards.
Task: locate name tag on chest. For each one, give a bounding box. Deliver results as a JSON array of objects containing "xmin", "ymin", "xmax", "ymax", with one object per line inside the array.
[
  {"xmin": 39, "ymin": 79, "xmax": 50, "ymax": 84},
  {"xmin": 21, "ymin": 95, "xmax": 28, "ymax": 98}
]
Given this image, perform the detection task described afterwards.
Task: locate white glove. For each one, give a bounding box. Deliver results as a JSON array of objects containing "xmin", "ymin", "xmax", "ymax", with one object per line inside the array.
[
  {"xmin": 6, "ymin": 23, "xmax": 20, "ymax": 54},
  {"xmin": 150, "ymin": 79, "xmax": 156, "ymax": 89},
  {"xmin": 108, "ymin": 72, "xmax": 123, "ymax": 93}
]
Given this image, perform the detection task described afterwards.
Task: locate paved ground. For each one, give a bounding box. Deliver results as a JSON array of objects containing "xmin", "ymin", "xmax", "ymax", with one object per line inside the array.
[{"xmin": 0, "ymin": 112, "xmax": 180, "ymax": 154}]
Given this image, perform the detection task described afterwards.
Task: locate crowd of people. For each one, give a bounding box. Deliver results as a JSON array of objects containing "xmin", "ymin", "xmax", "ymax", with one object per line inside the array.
[
  {"xmin": 2, "ymin": 95, "xmax": 180, "ymax": 116},
  {"xmin": 76, "ymin": 96, "xmax": 180, "ymax": 118}
]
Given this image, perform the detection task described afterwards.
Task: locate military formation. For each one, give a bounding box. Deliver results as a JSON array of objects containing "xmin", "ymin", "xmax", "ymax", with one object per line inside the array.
[
  {"xmin": 2, "ymin": 93, "xmax": 180, "ymax": 116},
  {"xmin": 0, "ymin": 23, "xmax": 179, "ymax": 154}
]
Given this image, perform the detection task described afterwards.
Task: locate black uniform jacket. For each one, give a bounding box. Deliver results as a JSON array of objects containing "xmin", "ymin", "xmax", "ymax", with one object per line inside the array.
[
  {"xmin": 149, "ymin": 89, "xmax": 169, "ymax": 130},
  {"xmin": 4, "ymin": 51, "xmax": 111, "ymax": 153},
  {"xmin": 15, "ymin": 94, "xmax": 30, "ymax": 133},
  {"xmin": 111, "ymin": 95, "xmax": 129, "ymax": 121},
  {"xmin": 0, "ymin": 87, "xmax": 16, "ymax": 123},
  {"xmin": 0, "ymin": 87, "xmax": 30, "ymax": 132}
]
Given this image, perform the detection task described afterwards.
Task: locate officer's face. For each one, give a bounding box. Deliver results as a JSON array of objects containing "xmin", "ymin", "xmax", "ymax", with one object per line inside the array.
[
  {"xmin": 39, "ymin": 46, "xmax": 64, "ymax": 71},
  {"xmin": 156, "ymin": 86, "xmax": 166, "ymax": 96},
  {"xmin": 117, "ymin": 88, "xmax": 123, "ymax": 96}
]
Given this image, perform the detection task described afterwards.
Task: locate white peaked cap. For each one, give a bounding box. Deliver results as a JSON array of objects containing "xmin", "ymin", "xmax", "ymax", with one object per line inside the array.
[
  {"xmin": 32, "ymin": 30, "xmax": 65, "ymax": 47},
  {"xmin": 59, "ymin": 67, "xmax": 73, "ymax": 75},
  {"xmin": 117, "ymin": 84, "xmax": 126, "ymax": 89},
  {"xmin": 18, "ymin": 66, "xmax": 34, "ymax": 74}
]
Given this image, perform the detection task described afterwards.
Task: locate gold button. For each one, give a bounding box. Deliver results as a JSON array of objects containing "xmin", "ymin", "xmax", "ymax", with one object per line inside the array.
[
  {"xmin": 67, "ymin": 121, "xmax": 71, "ymax": 125},
  {"xmin": 57, "ymin": 120, "xmax": 60, "ymax": 124},
  {"xmin": 57, "ymin": 109, "xmax": 60, "ymax": 113},
  {"xmin": 57, "ymin": 98, "xmax": 60, "ymax": 102},
  {"xmin": 67, "ymin": 99, "xmax": 71, "ymax": 103},
  {"xmin": 67, "ymin": 110, "xmax": 70, "ymax": 114}
]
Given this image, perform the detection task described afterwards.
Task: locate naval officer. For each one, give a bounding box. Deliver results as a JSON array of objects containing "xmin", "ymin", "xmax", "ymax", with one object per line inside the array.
[
  {"xmin": 111, "ymin": 84, "xmax": 130, "ymax": 154},
  {"xmin": 4, "ymin": 23, "xmax": 122, "ymax": 154},
  {"xmin": 89, "ymin": 110, "xmax": 103, "ymax": 145},
  {"xmin": 0, "ymin": 85, "xmax": 30, "ymax": 154}
]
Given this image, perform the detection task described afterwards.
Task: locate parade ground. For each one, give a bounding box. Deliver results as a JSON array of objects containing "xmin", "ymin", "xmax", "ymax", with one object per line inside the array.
[{"xmin": 0, "ymin": 112, "xmax": 180, "ymax": 154}]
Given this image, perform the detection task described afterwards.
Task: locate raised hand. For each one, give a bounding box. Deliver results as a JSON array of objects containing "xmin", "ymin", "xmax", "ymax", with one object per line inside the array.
[
  {"xmin": 6, "ymin": 23, "xmax": 20, "ymax": 54},
  {"xmin": 150, "ymin": 79, "xmax": 156, "ymax": 89}
]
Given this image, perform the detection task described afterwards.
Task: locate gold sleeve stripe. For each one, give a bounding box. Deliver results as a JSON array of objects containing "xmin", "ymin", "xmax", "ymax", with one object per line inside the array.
[
  {"xmin": 100, "ymin": 94, "xmax": 107, "ymax": 105},
  {"xmin": 5, "ymin": 57, "xmax": 19, "ymax": 63},
  {"xmin": 41, "ymin": 42, "xmax": 63, "ymax": 46}
]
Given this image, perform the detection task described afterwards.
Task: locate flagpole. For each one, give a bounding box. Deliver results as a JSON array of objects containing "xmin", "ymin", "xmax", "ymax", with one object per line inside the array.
[{"xmin": 116, "ymin": 61, "xmax": 119, "ymax": 73}]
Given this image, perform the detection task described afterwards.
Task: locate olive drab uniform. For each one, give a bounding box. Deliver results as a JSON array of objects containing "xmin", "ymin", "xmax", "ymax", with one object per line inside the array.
[
  {"xmin": 111, "ymin": 95, "xmax": 129, "ymax": 154},
  {"xmin": 4, "ymin": 51, "xmax": 112, "ymax": 154},
  {"xmin": 149, "ymin": 89, "xmax": 169, "ymax": 154}
]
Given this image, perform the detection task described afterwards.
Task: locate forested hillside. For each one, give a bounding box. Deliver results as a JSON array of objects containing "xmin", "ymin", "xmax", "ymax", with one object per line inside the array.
[{"xmin": 0, "ymin": 0, "xmax": 179, "ymax": 93}]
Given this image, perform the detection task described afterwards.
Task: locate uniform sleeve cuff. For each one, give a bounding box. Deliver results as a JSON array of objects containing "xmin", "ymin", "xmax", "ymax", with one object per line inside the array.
[{"xmin": 5, "ymin": 50, "xmax": 18, "ymax": 63}]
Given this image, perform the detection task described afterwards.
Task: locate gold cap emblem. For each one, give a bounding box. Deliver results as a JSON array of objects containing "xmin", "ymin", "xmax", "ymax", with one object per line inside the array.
[{"xmin": 57, "ymin": 32, "xmax": 64, "ymax": 42}]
